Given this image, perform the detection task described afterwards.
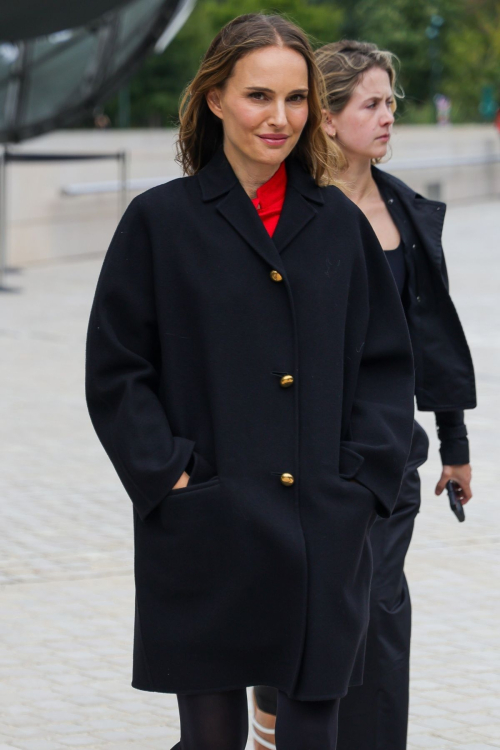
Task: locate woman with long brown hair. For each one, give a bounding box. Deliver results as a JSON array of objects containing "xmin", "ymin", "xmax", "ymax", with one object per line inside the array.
[
  {"xmin": 252, "ymin": 39, "xmax": 475, "ymax": 750},
  {"xmin": 85, "ymin": 17, "xmax": 415, "ymax": 749}
]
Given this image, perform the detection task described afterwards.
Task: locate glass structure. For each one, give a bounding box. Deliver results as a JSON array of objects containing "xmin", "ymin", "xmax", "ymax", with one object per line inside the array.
[{"xmin": 0, "ymin": 0, "xmax": 192, "ymax": 143}]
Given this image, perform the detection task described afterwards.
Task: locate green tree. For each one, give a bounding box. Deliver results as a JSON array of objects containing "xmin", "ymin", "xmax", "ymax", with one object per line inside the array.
[
  {"xmin": 344, "ymin": 0, "xmax": 465, "ymax": 121},
  {"xmin": 342, "ymin": 0, "xmax": 500, "ymax": 123},
  {"xmin": 101, "ymin": 0, "xmax": 500, "ymax": 127},
  {"xmin": 441, "ymin": 3, "xmax": 500, "ymax": 121},
  {"xmin": 105, "ymin": 0, "xmax": 343, "ymax": 127}
]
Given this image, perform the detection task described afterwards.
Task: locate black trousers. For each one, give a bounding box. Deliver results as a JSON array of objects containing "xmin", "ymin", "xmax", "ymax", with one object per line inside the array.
[
  {"xmin": 254, "ymin": 420, "xmax": 429, "ymax": 750},
  {"xmin": 171, "ymin": 688, "xmax": 340, "ymax": 750}
]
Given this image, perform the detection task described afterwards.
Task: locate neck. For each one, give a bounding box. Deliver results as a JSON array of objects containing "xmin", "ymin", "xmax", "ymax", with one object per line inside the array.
[
  {"xmin": 223, "ymin": 141, "xmax": 280, "ymax": 199},
  {"xmin": 342, "ymin": 154, "xmax": 376, "ymax": 206}
]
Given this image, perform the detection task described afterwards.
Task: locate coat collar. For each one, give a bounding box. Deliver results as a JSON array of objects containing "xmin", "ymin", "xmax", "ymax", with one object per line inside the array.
[
  {"xmin": 272, "ymin": 156, "xmax": 323, "ymax": 253},
  {"xmin": 372, "ymin": 165, "xmax": 446, "ymax": 270},
  {"xmin": 198, "ymin": 146, "xmax": 239, "ymax": 201},
  {"xmin": 197, "ymin": 148, "xmax": 324, "ymax": 270},
  {"xmin": 198, "ymin": 146, "xmax": 324, "ymax": 206}
]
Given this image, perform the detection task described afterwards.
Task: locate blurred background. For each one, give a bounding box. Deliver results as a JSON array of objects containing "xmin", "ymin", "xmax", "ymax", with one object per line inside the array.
[
  {"xmin": 0, "ymin": 2, "xmax": 499, "ymax": 750},
  {"xmin": 99, "ymin": 0, "xmax": 500, "ymax": 128},
  {"xmin": 1, "ymin": 0, "xmax": 500, "ymax": 270}
]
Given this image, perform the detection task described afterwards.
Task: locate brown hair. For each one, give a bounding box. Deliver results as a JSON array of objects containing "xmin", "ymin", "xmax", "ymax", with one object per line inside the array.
[
  {"xmin": 315, "ymin": 40, "xmax": 401, "ymax": 113},
  {"xmin": 176, "ymin": 13, "xmax": 344, "ymax": 185},
  {"xmin": 315, "ymin": 40, "xmax": 402, "ymax": 165}
]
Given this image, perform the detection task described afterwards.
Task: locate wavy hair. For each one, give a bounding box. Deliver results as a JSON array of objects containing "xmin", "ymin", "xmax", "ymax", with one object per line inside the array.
[
  {"xmin": 315, "ymin": 40, "xmax": 403, "ymax": 165},
  {"xmin": 176, "ymin": 13, "xmax": 345, "ymax": 185}
]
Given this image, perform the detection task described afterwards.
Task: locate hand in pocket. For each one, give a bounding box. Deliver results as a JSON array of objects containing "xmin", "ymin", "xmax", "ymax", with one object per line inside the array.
[
  {"xmin": 170, "ymin": 451, "xmax": 216, "ymax": 493},
  {"xmin": 172, "ymin": 470, "xmax": 190, "ymax": 491}
]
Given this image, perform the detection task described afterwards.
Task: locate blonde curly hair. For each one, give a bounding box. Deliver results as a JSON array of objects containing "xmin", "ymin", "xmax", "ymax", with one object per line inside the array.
[{"xmin": 315, "ymin": 40, "xmax": 403, "ymax": 166}]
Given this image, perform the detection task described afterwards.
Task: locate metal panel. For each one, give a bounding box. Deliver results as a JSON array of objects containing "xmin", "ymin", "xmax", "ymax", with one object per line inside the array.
[{"xmin": 0, "ymin": 0, "xmax": 194, "ymax": 143}]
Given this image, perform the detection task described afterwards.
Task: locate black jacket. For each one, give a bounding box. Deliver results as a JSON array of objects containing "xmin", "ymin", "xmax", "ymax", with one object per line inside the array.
[
  {"xmin": 85, "ymin": 148, "xmax": 415, "ymax": 699},
  {"xmin": 373, "ymin": 166, "xmax": 476, "ymax": 464}
]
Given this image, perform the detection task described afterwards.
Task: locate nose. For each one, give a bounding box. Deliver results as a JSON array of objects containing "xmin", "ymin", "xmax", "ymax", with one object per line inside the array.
[
  {"xmin": 381, "ymin": 106, "xmax": 395, "ymax": 127},
  {"xmin": 268, "ymin": 98, "xmax": 288, "ymax": 129}
]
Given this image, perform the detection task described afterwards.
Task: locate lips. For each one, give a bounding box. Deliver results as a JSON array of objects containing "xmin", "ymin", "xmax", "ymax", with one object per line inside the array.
[{"xmin": 258, "ymin": 134, "xmax": 289, "ymax": 146}]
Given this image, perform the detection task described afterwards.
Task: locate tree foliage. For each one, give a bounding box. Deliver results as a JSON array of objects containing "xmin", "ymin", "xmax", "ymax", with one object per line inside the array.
[{"xmin": 102, "ymin": 0, "xmax": 500, "ymax": 127}]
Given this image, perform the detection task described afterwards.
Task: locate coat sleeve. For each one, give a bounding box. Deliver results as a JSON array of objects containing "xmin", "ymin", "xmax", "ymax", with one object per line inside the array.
[
  {"xmin": 435, "ymin": 410, "xmax": 470, "ymax": 465},
  {"xmin": 85, "ymin": 196, "xmax": 195, "ymax": 521},
  {"xmin": 340, "ymin": 212, "xmax": 415, "ymax": 518}
]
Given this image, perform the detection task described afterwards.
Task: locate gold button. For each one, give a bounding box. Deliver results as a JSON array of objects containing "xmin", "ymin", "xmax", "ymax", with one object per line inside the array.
[
  {"xmin": 270, "ymin": 270, "xmax": 283, "ymax": 282},
  {"xmin": 280, "ymin": 473, "xmax": 294, "ymax": 486},
  {"xmin": 280, "ymin": 375, "xmax": 294, "ymax": 388}
]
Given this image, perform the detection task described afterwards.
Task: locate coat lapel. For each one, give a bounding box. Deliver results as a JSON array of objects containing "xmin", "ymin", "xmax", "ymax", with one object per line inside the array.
[
  {"xmin": 272, "ymin": 186, "xmax": 318, "ymax": 255},
  {"xmin": 372, "ymin": 165, "xmax": 446, "ymax": 272},
  {"xmin": 216, "ymin": 186, "xmax": 286, "ymax": 274},
  {"xmin": 197, "ymin": 147, "xmax": 284, "ymax": 273},
  {"xmin": 197, "ymin": 148, "xmax": 324, "ymax": 270},
  {"xmin": 410, "ymin": 196, "xmax": 446, "ymax": 269},
  {"xmin": 273, "ymin": 156, "xmax": 324, "ymax": 254}
]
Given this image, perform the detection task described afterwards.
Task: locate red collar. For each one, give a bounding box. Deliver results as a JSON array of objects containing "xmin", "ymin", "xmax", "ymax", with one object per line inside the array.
[{"xmin": 251, "ymin": 162, "xmax": 287, "ymax": 237}]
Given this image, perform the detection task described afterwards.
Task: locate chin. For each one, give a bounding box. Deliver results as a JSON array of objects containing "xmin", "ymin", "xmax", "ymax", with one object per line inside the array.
[
  {"xmin": 254, "ymin": 149, "xmax": 288, "ymax": 168},
  {"xmin": 372, "ymin": 145, "xmax": 389, "ymax": 160},
  {"xmin": 367, "ymin": 153, "xmax": 384, "ymax": 164}
]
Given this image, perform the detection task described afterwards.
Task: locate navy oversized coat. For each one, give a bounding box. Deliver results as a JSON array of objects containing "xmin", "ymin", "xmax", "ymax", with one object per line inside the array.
[{"xmin": 85, "ymin": 148, "xmax": 415, "ymax": 700}]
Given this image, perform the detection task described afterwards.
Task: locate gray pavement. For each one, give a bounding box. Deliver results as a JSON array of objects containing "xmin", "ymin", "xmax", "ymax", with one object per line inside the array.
[{"xmin": 1, "ymin": 199, "xmax": 499, "ymax": 749}]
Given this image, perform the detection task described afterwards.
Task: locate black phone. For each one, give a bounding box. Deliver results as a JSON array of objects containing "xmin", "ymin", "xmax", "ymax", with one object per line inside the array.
[{"xmin": 447, "ymin": 480, "xmax": 465, "ymax": 522}]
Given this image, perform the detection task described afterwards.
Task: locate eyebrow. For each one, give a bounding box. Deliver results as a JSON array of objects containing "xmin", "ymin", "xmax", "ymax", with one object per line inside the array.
[
  {"xmin": 244, "ymin": 86, "xmax": 309, "ymax": 94},
  {"xmin": 362, "ymin": 94, "xmax": 394, "ymax": 102}
]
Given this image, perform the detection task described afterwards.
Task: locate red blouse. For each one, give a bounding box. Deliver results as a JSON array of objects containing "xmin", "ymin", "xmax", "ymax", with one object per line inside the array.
[{"xmin": 251, "ymin": 161, "xmax": 287, "ymax": 237}]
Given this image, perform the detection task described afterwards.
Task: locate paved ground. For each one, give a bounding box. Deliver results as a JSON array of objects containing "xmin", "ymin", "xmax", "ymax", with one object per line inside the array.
[{"xmin": 0, "ymin": 198, "xmax": 499, "ymax": 749}]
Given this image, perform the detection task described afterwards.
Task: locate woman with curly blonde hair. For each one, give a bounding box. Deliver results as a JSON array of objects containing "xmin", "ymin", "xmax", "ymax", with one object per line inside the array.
[{"xmin": 252, "ymin": 39, "xmax": 475, "ymax": 750}]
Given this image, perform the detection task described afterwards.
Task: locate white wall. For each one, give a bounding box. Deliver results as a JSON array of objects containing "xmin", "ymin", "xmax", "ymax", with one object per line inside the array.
[{"xmin": 3, "ymin": 125, "xmax": 500, "ymax": 266}]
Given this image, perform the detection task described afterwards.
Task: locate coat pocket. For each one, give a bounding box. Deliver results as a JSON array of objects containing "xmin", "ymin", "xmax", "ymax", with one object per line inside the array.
[
  {"xmin": 155, "ymin": 479, "xmax": 233, "ymax": 595},
  {"xmin": 338, "ymin": 476, "xmax": 378, "ymax": 528},
  {"xmin": 168, "ymin": 450, "xmax": 220, "ymax": 496},
  {"xmin": 339, "ymin": 443, "xmax": 386, "ymax": 517},
  {"xmin": 167, "ymin": 476, "xmax": 221, "ymax": 497},
  {"xmin": 338, "ymin": 443, "xmax": 365, "ymax": 479}
]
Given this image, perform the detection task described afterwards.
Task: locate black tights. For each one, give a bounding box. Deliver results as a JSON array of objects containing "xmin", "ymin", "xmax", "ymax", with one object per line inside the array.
[
  {"xmin": 172, "ymin": 689, "xmax": 248, "ymax": 750},
  {"xmin": 171, "ymin": 688, "xmax": 340, "ymax": 750}
]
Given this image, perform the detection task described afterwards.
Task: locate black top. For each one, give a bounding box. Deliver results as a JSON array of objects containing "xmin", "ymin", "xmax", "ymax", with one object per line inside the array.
[{"xmin": 384, "ymin": 239, "xmax": 407, "ymax": 297}]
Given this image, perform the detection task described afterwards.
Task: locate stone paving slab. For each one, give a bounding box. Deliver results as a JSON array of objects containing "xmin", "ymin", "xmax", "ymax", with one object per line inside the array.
[{"xmin": 0, "ymin": 199, "xmax": 499, "ymax": 749}]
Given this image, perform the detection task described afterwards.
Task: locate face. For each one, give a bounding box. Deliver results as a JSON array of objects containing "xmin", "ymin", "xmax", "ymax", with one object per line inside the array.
[
  {"xmin": 206, "ymin": 45, "xmax": 309, "ymax": 171},
  {"xmin": 323, "ymin": 67, "xmax": 395, "ymax": 162}
]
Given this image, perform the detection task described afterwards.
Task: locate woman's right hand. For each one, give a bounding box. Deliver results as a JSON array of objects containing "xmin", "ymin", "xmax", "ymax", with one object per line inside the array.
[{"xmin": 172, "ymin": 471, "xmax": 190, "ymax": 490}]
